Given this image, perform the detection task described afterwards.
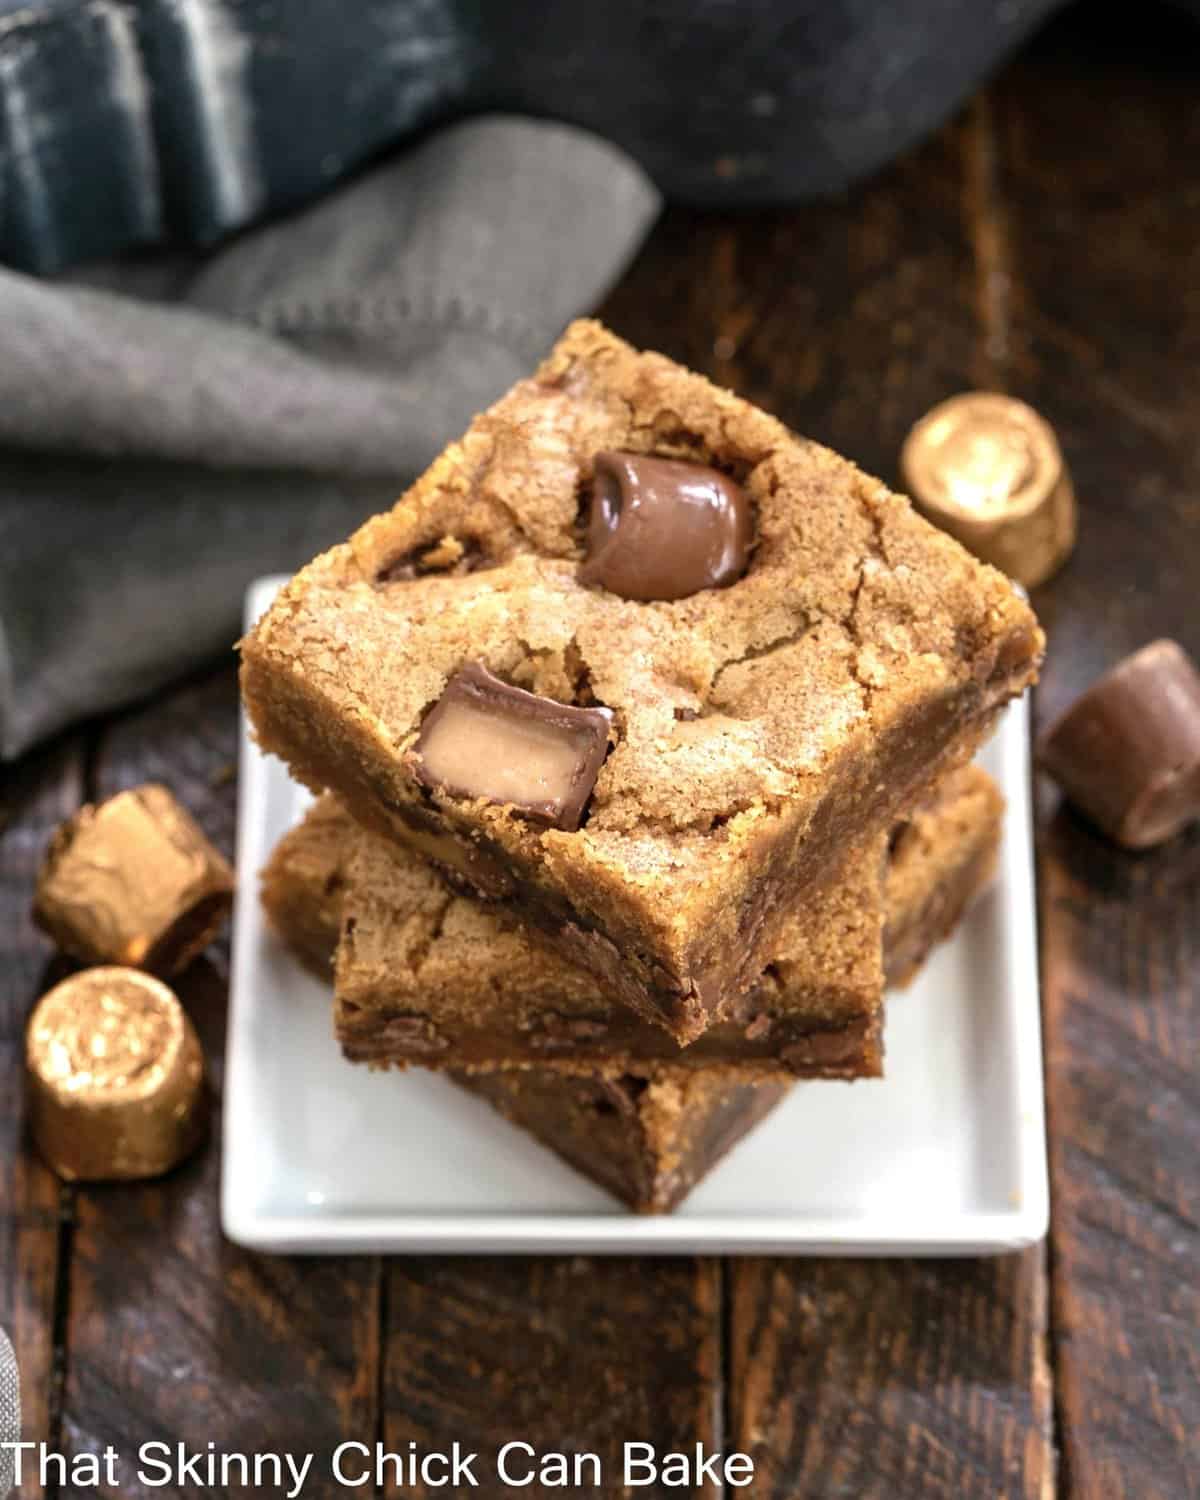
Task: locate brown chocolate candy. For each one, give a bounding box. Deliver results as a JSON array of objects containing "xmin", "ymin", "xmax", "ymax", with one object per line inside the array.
[
  {"xmin": 579, "ymin": 451, "xmax": 752, "ymax": 601},
  {"xmin": 412, "ymin": 663, "xmax": 613, "ymax": 831},
  {"xmin": 33, "ymin": 784, "xmax": 234, "ymax": 975},
  {"xmin": 1037, "ymin": 639, "xmax": 1200, "ymax": 849}
]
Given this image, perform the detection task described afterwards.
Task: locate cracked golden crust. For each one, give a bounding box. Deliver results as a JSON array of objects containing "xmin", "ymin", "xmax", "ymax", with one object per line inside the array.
[{"xmin": 242, "ymin": 319, "xmax": 1041, "ymax": 1029}]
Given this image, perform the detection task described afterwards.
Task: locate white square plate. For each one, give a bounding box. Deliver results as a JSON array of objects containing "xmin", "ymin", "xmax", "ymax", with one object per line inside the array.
[{"xmin": 223, "ymin": 577, "xmax": 1048, "ymax": 1254}]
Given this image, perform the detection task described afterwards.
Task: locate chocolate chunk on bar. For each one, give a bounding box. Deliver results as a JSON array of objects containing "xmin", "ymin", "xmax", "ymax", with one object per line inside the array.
[
  {"xmin": 241, "ymin": 319, "xmax": 1041, "ymax": 1045},
  {"xmin": 412, "ymin": 664, "xmax": 612, "ymax": 832},
  {"xmin": 580, "ymin": 451, "xmax": 752, "ymax": 600},
  {"xmin": 1037, "ymin": 639, "xmax": 1200, "ymax": 849}
]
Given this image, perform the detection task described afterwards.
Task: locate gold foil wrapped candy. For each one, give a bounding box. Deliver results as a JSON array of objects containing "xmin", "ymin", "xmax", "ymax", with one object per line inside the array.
[
  {"xmin": 900, "ymin": 392, "xmax": 1077, "ymax": 588},
  {"xmin": 33, "ymin": 784, "xmax": 234, "ymax": 976},
  {"xmin": 26, "ymin": 968, "xmax": 207, "ymax": 1181}
]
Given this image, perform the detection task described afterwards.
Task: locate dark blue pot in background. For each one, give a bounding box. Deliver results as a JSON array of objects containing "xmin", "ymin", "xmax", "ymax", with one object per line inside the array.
[{"xmin": 0, "ymin": 0, "xmax": 1067, "ymax": 271}]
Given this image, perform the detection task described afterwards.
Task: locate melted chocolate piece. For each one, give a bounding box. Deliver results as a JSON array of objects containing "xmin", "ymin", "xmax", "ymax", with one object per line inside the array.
[
  {"xmin": 374, "ymin": 1013, "xmax": 449, "ymax": 1054},
  {"xmin": 1037, "ymin": 639, "xmax": 1200, "ymax": 849},
  {"xmin": 375, "ymin": 534, "xmax": 488, "ymax": 583},
  {"xmin": 521, "ymin": 1011, "xmax": 611, "ymax": 1050},
  {"xmin": 412, "ymin": 663, "xmax": 613, "ymax": 831},
  {"xmin": 579, "ymin": 450, "xmax": 752, "ymax": 601}
]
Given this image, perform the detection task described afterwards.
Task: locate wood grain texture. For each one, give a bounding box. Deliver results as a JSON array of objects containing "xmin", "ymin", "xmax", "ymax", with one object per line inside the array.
[
  {"xmin": 997, "ymin": 13, "xmax": 1200, "ymax": 1499},
  {"xmin": 1039, "ymin": 824, "xmax": 1199, "ymax": 1500},
  {"xmin": 728, "ymin": 1255, "xmax": 1053, "ymax": 1500},
  {"xmin": 601, "ymin": 117, "xmax": 980, "ymax": 490},
  {"xmin": 55, "ymin": 669, "xmax": 383, "ymax": 1494},
  {"xmin": 0, "ymin": 741, "xmax": 83, "ymax": 1499},
  {"xmin": 996, "ymin": 9, "xmax": 1200, "ymax": 722},
  {"xmin": 382, "ymin": 1257, "xmax": 722, "ymax": 1498}
]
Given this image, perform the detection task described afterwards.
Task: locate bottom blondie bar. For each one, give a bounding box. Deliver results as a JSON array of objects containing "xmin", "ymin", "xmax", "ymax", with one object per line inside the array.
[{"xmin": 329, "ymin": 766, "xmax": 997, "ymax": 1080}]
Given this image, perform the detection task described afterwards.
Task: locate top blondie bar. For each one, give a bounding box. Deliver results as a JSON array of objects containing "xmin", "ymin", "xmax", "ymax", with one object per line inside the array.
[{"xmin": 241, "ymin": 320, "xmax": 1042, "ymax": 1044}]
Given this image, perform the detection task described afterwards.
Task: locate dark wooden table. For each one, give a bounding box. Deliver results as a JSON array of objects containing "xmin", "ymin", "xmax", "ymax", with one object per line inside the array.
[{"xmin": 3, "ymin": 11, "xmax": 1198, "ymax": 1498}]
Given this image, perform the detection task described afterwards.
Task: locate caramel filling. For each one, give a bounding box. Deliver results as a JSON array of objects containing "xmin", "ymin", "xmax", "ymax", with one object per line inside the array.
[{"xmin": 420, "ymin": 699, "xmax": 588, "ymax": 814}]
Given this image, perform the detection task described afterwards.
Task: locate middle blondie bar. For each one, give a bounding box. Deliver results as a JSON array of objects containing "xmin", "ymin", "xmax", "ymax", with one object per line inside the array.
[
  {"xmin": 261, "ymin": 766, "xmax": 1002, "ymax": 1082},
  {"xmin": 266, "ymin": 796, "xmax": 884, "ymax": 1081}
]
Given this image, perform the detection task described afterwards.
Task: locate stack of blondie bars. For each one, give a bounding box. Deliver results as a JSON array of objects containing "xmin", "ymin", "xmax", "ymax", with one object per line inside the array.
[{"xmin": 243, "ymin": 321, "xmax": 1041, "ymax": 1213}]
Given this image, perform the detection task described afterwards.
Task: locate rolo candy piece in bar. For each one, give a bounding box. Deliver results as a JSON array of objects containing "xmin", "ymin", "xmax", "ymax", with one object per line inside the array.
[
  {"xmin": 579, "ymin": 450, "xmax": 752, "ymax": 601},
  {"xmin": 412, "ymin": 663, "xmax": 613, "ymax": 832},
  {"xmin": 1037, "ymin": 638, "xmax": 1200, "ymax": 849}
]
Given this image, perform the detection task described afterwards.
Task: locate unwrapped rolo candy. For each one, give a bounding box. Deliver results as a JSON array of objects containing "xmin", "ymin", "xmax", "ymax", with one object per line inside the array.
[
  {"xmin": 579, "ymin": 450, "xmax": 752, "ymax": 601},
  {"xmin": 412, "ymin": 663, "xmax": 613, "ymax": 832},
  {"xmin": 1037, "ymin": 639, "xmax": 1200, "ymax": 849}
]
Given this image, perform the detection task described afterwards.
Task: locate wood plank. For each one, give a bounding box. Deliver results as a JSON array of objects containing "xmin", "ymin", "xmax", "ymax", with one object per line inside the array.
[
  {"xmin": 729, "ymin": 1254, "xmax": 1053, "ymax": 1499},
  {"xmin": 683, "ymin": 100, "xmax": 1055, "ymax": 1500},
  {"xmin": 55, "ymin": 667, "xmax": 383, "ymax": 1493},
  {"xmin": 996, "ymin": 13, "xmax": 1200, "ymax": 1498},
  {"xmin": 1039, "ymin": 825, "xmax": 1199, "ymax": 1500},
  {"xmin": 996, "ymin": 8, "xmax": 1200, "ymax": 725},
  {"xmin": 382, "ymin": 1257, "xmax": 722, "ymax": 1498},
  {"xmin": 0, "ymin": 740, "xmax": 84, "ymax": 1498}
]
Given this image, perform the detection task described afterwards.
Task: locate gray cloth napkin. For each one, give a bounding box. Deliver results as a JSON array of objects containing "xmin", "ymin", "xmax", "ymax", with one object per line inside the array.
[{"xmin": 0, "ymin": 116, "xmax": 659, "ymax": 759}]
